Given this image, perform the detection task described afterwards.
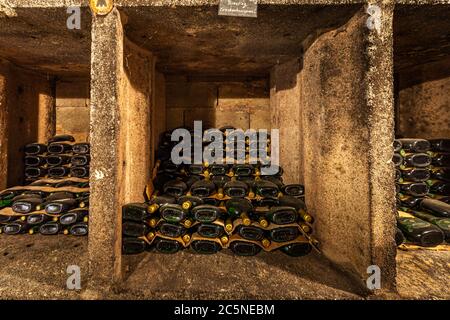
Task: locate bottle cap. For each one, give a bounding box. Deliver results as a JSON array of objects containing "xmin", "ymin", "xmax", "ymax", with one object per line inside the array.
[
  {"xmin": 225, "ymin": 223, "xmax": 233, "ymax": 232},
  {"xmin": 182, "ymin": 234, "xmax": 191, "ymax": 243},
  {"xmin": 147, "ymin": 204, "xmax": 159, "ymax": 214},
  {"xmin": 262, "ymin": 239, "xmax": 270, "ymax": 248},
  {"xmin": 220, "ymin": 236, "xmax": 229, "ymax": 245},
  {"xmin": 259, "ymin": 218, "xmax": 268, "ymax": 228},
  {"xmin": 184, "ymin": 219, "xmax": 192, "ymax": 228},
  {"xmin": 149, "ymin": 218, "xmax": 157, "ymax": 228},
  {"xmin": 182, "ymin": 201, "xmax": 191, "ymax": 210}
]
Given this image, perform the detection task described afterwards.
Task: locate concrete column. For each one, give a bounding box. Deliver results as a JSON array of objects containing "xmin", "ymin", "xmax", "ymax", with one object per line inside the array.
[
  {"xmin": 89, "ymin": 8, "xmax": 154, "ymax": 289},
  {"xmin": 301, "ymin": 6, "xmax": 396, "ymax": 291},
  {"xmin": 0, "ymin": 61, "xmax": 9, "ymax": 190},
  {"xmin": 88, "ymin": 8, "xmax": 125, "ymax": 288},
  {"xmin": 270, "ymin": 59, "xmax": 303, "ymax": 184}
]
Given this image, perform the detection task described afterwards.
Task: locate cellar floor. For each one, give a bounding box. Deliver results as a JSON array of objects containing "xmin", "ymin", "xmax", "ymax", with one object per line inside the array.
[{"xmin": 0, "ymin": 235, "xmax": 448, "ymax": 300}]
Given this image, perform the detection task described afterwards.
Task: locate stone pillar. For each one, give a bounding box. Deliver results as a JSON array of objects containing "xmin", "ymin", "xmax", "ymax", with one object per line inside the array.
[
  {"xmin": 270, "ymin": 59, "xmax": 303, "ymax": 184},
  {"xmin": 301, "ymin": 6, "xmax": 396, "ymax": 291},
  {"xmin": 88, "ymin": 8, "xmax": 125, "ymax": 288},
  {"xmin": 0, "ymin": 60, "xmax": 9, "ymax": 190},
  {"xmin": 88, "ymin": 8, "xmax": 154, "ymax": 289}
]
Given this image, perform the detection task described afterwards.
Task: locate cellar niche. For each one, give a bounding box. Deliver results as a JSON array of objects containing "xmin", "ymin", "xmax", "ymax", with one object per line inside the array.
[
  {"xmin": 393, "ymin": 4, "xmax": 450, "ymax": 299},
  {"xmin": 113, "ymin": 3, "xmax": 396, "ymax": 298},
  {"xmin": 0, "ymin": 6, "xmax": 91, "ymax": 298}
]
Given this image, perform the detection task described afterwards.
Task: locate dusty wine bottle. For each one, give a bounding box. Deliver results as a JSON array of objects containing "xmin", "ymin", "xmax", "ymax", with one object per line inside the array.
[
  {"xmin": 419, "ymin": 198, "xmax": 450, "ymax": 218},
  {"xmin": 400, "ymin": 152, "xmax": 432, "ymax": 168},
  {"xmin": 397, "ymin": 139, "xmax": 431, "ymax": 153},
  {"xmin": 393, "ymin": 139, "xmax": 402, "ymax": 153},
  {"xmin": 395, "ymin": 227, "xmax": 405, "ymax": 246},
  {"xmin": 430, "ymin": 168, "xmax": 450, "ymax": 182},
  {"xmin": 400, "ymin": 168, "xmax": 430, "ymax": 182},
  {"xmin": 392, "ymin": 153, "xmax": 403, "ymax": 167},
  {"xmin": 397, "ymin": 213, "xmax": 444, "ymax": 247},
  {"xmin": 398, "ymin": 182, "xmax": 429, "ymax": 197},
  {"xmin": 427, "ymin": 180, "xmax": 450, "ymax": 196},
  {"xmin": 410, "ymin": 210, "xmax": 450, "ymax": 241},
  {"xmin": 429, "ymin": 139, "xmax": 450, "ymax": 152},
  {"xmin": 429, "ymin": 152, "xmax": 450, "ymax": 167}
]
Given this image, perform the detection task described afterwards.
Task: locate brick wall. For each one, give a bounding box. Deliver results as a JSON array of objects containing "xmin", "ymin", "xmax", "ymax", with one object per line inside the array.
[{"xmin": 165, "ymin": 75, "xmax": 270, "ymax": 131}]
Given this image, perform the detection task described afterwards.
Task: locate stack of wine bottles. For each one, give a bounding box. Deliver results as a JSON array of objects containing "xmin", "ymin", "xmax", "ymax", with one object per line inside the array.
[
  {"xmin": 24, "ymin": 135, "xmax": 90, "ymax": 184},
  {"xmin": 0, "ymin": 178, "xmax": 89, "ymax": 236},
  {"xmin": 394, "ymin": 138, "xmax": 450, "ymax": 247},
  {"xmin": 122, "ymin": 126, "xmax": 318, "ymax": 256}
]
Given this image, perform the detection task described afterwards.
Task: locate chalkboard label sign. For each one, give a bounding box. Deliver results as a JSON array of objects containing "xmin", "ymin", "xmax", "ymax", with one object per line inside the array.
[{"xmin": 218, "ymin": 0, "xmax": 258, "ymax": 18}]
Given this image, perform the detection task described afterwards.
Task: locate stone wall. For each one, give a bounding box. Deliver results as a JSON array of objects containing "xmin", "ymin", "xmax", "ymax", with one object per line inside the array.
[
  {"xmin": 165, "ymin": 76, "xmax": 270, "ymax": 131},
  {"xmin": 397, "ymin": 76, "xmax": 450, "ymax": 139},
  {"xmin": 55, "ymin": 78, "xmax": 90, "ymax": 142}
]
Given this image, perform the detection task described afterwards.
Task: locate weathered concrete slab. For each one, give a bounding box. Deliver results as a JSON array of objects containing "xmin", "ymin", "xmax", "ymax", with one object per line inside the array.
[
  {"xmin": 270, "ymin": 59, "xmax": 303, "ymax": 184},
  {"xmin": 301, "ymin": 7, "xmax": 396, "ymax": 290}
]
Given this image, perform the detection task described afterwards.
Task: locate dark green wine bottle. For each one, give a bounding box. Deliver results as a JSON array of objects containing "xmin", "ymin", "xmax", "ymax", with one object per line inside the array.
[
  {"xmin": 400, "ymin": 152, "xmax": 432, "ymax": 168},
  {"xmin": 397, "ymin": 138, "xmax": 430, "ymax": 153},
  {"xmin": 429, "ymin": 152, "xmax": 450, "ymax": 167},
  {"xmin": 393, "ymin": 140, "xmax": 402, "ymax": 153},
  {"xmin": 430, "ymin": 168, "xmax": 450, "ymax": 182},
  {"xmin": 410, "ymin": 210, "xmax": 450, "ymax": 241},
  {"xmin": 419, "ymin": 198, "xmax": 450, "ymax": 218},
  {"xmin": 398, "ymin": 182, "xmax": 429, "ymax": 197},
  {"xmin": 395, "ymin": 227, "xmax": 405, "ymax": 246},
  {"xmin": 429, "ymin": 139, "xmax": 450, "ymax": 152},
  {"xmin": 400, "ymin": 167, "xmax": 430, "ymax": 182},
  {"xmin": 392, "ymin": 153, "xmax": 403, "ymax": 167},
  {"xmin": 427, "ymin": 180, "xmax": 450, "ymax": 196},
  {"xmin": 397, "ymin": 215, "xmax": 444, "ymax": 247}
]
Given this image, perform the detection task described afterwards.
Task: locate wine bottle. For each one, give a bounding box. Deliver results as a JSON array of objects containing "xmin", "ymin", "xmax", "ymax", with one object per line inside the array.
[
  {"xmin": 430, "ymin": 168, "xmax": 450, "ymax": 182},
  {"xmin": 397, "ymin": 212, "xmax": 444, "ymax": 247},
  {"xmin": 191, "ymin": 240, "xmax": 222, "ymax": 254},
  {"xmin": 429, "ymin": 139, "xmax": 450, "ymax": 152},
  {"xmin": 401, "ymin": 152, "xmax": 432, "ymax": 168},
  {"xmin": 427, "ymin": 180, "xmax": 450, "ymax": 196},
  {"xmin": 393, "ymin": 139, "xmax": 402, "ymax": 153},
  {"xmin": 419, "ymin": 198, "xmax": 450, "ymax": 218},
  {"xmin": 398, "ymin": 182, "xmax": 429, "ymax": 197},
  {"xmin": 24, "ymin": 143, "xmax": 47, "ymax": 155},
  {"xmin": 395, "ymin": 227, "xmax": 405, "ymax": 246},
  {"xmin": 71, "ymin": 155, "xmax": 91, "ymax": 166},
  {"xmin": 392, "ymin": 153, "xmax": 403, "ymax": 167},
  {"xmin": 72, "ymin": 143, "xmax": 90, "ymax": 155},
  {"xmin": 410, "ymin": 210, "xmax": 450, "ymax": 241},
  {"xmin": 397, "ymin": 138, "xmax": 431, "ymax": 153},
  {"xmin": 46, "ymin": 154, "xmax": 72, "ymax": 167},
  {"xmin": 400, "ymin": 168, "xmax": 430, "ymax": 182}
]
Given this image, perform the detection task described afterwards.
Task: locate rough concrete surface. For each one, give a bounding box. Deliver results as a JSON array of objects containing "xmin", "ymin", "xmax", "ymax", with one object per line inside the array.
[
  {"xmin": 122, "ymin": 4, "xmax": 361, "ymax": 75},
  {"xmin": 0, "ymin": 0, "xmax": 449, "ymax": 301},
  {"xmin": 270, "ymin": 59, "xmax": 303, "ymax": 184},
  {"xmin": 0, "ymin": 7, "xmax": 91, "ymax": 77},
  {"xmin": 398, "ymin": 76, "xmax": 450, "ymax": 139},
  {"xmin": 301, "ymin": 9, "xmax": 378, "ymax": 288},
  {"xmin": 0, "ymin": 235, "xmax": 447, "ymax": 300}
]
